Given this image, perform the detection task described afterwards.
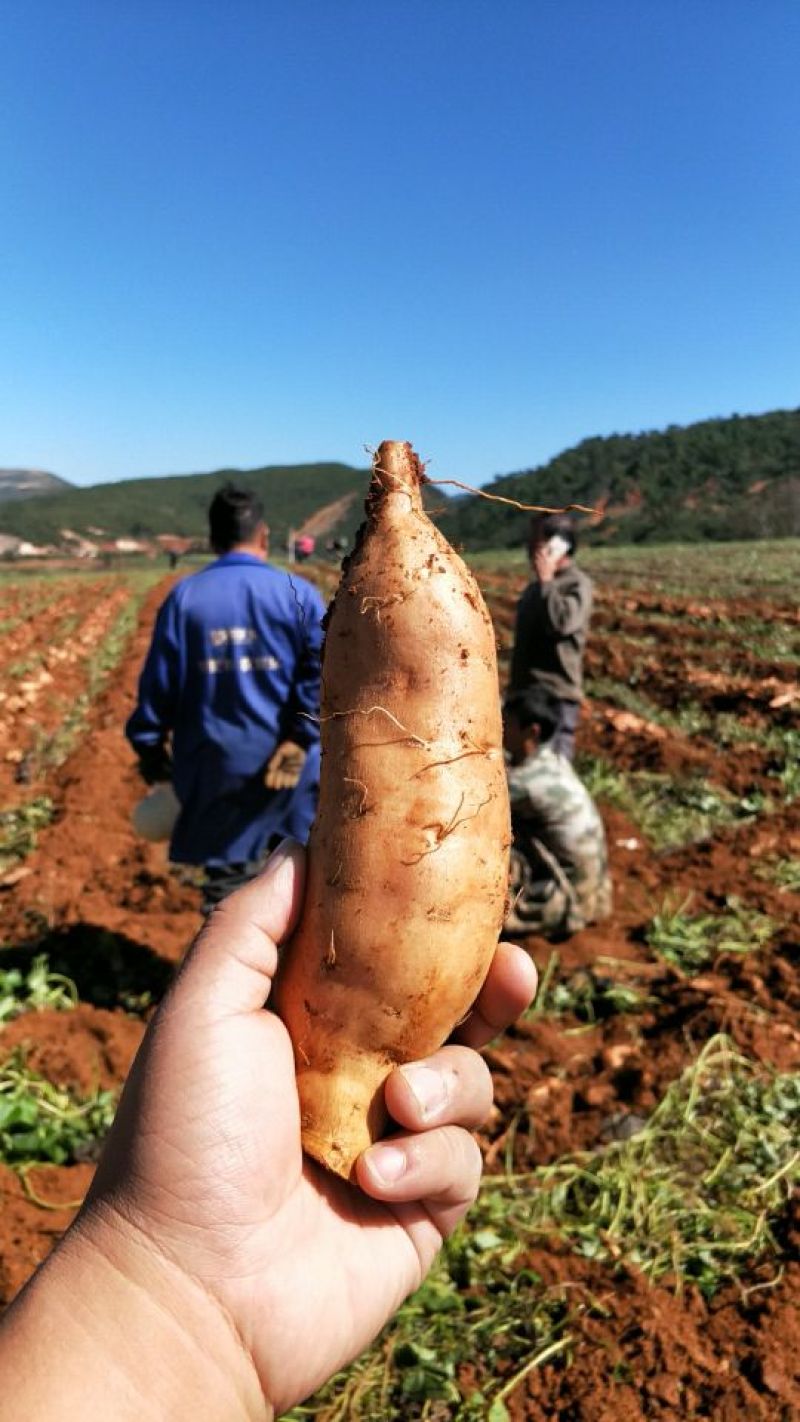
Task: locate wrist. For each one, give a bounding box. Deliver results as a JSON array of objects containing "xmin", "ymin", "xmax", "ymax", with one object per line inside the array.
[{"xmin": 0, "ymin": 1200, "xmax": 270, "ymax": 1422}]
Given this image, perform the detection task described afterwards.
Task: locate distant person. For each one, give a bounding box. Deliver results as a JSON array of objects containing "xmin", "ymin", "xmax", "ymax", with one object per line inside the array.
[
  {"xmin": 126, "ymin": 485, "xmax": 325, "ymax": 911},
  {"xmin": 503, "ymin": 686, "xmax": 612, "ymax": 939},
  {"xmin": 509, "ymin": 512, "xmax": 592, "ymax": 760}
]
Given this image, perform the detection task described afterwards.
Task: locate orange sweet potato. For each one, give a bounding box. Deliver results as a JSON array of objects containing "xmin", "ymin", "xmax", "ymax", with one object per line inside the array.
[{"xmin": 273, "ymin": 440, "xmax": 510, "ymax": 1177}]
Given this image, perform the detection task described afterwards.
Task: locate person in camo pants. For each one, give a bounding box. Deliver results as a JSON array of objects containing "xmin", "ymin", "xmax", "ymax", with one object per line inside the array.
[{"xmin": 502, "ymin": 685, "xmax": 612, "ymax": 939}]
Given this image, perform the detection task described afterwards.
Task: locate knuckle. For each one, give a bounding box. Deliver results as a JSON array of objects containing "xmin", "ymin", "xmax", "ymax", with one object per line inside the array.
[
  {"xmin": 453, "ymin": 1050, "xmax": 494, "ymax": 1125},
  {"xmin": 460, "ymin": 1132, "xmax": 484, "ymax": 1203},
  {"xmin": 442, "ymin": 1127, "xmax": 482, "ymax": 1203}
]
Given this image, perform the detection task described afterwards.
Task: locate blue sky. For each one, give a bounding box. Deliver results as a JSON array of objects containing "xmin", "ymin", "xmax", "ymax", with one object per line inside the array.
[{"xmin": 2, "ymin": 1, "xmax": 799, "ymax": 487}]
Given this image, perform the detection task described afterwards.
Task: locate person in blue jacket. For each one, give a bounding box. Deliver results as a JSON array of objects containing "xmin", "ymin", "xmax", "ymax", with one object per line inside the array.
[{"xmin": 126, "ymin": 484, "xmax": 325, "ymax": 910}]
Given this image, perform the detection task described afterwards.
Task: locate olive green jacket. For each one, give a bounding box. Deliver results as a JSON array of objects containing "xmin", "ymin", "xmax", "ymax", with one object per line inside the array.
[{"xmin": 509, "ymin": 561, "xmax": 593, "ymax": 702}]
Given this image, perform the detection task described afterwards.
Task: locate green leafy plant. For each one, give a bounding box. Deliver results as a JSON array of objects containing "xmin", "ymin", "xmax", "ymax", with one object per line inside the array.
[
  {"xmin": 756, "ymin": 857, "xmax": 800, "ymax": 894},
  {"xmin": 0, "ymin": 955, "xmax": 78, "ymax": 1023},
  {"xmin": 577, "ymin": 756, "xmax": 768, "ymax": 851},
  {"xmin": 512, "ymin": 1035, "xmax": 800, "ymax": 1298},
  {"xmin": 0, "ymin": 796, "xmax": 54, "ymax": 874},
  {"xmin": 773, "ymin": 729, "xmax": 800, "ymax": 802},
  {"xmin": 531, "ymin": 952, "xmax": 653, "ymax": 1023},
  {"xmin": 645, "ymin": 896, "xmax": 776, "ymax": 973},
  {"xmin": 288, "ymin": 1039, "xmax": 798, "ymax": 1419},
  {"xmin": 285, "ymin": 1183, "xmax": 574, "ymax": 1421},
  {"xmin": 0, "ymin": 1050, "xmax": 117, "ymax": 1167}
]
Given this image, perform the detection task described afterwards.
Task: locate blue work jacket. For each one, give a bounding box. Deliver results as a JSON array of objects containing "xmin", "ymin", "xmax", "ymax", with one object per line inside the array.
[{"xmin": 125, "ymin": 553, "xmax": 326, "ymax": 865}]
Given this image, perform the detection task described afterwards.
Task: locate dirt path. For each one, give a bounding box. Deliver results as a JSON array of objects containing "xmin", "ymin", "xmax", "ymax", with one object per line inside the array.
[{"xmin": 2, "ymin": 580, "xmax": 202, "ymax": 960}]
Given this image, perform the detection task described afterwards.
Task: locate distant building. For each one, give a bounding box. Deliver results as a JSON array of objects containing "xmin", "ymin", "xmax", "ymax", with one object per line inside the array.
[
  {"xmin": 59, "ymin": 529, "xmax": 99, "ymax": 558},
  {"xmin": 113, "ymin": 537, "xmax": 150, "ymax": 554},
  {"xmin": 154, "ymin": 534, "xmax": 196, "ymax": 556},
  {"xmin": 17, "ymin": 540, "xmax": 57, "ymax": 558}
]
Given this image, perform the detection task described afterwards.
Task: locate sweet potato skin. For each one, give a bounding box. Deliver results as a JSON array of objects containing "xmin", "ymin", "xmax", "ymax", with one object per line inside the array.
[{"xmin": 274, "ymin": 442, "xmax": 510, "ymax": 1177}]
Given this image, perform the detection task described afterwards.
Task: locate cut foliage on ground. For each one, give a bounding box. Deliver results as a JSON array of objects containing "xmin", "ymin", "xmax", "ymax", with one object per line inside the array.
[
  {"xmin": 0, "ymin": 1049, "xmax": 116, "ymax": 1168},
  {"xmin": 287, "ymin": 1037, "xmax": 799, "ymax": 1420},
  {"xmin": 0, "ymin": 956, "xmax": 78, "ymax": 1023},
  {"xmin": 645, "ymin": 897, "xmax": 778, "ymax": 974}
]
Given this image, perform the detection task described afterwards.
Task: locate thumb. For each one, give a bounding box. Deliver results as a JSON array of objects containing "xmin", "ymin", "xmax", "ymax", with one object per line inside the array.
[{"xmin": 177, "ymin": 840, "xmax": 306, "ymax": 1017}]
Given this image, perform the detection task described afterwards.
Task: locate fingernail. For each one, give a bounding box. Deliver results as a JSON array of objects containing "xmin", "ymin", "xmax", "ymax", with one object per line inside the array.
[
  {"xmin": 259, "ymin": 838, "xmax": 300, "ymax": 885},
  {"xmin": 399, "ymin": 1065, "xmax": 449, "ymax": 1119},
  {"xmin": 265, "ymin": 837, "xmax": 294, "ymax": 869},
  {"xmin": 366, "ymin": 1144, "xmax": 407, "ymax": 1184}
]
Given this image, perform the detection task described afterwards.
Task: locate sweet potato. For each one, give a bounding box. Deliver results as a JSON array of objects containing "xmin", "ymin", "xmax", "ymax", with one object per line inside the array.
[{"xmin": 274, "ymin": 440, "xmax": 510, "ymax": 1177}]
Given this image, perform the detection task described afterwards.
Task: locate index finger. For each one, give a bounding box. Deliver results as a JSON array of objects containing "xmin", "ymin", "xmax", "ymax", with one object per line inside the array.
[{"xmin": 452, "ymin": 941, "xmax": 537, "ymax": 1050}]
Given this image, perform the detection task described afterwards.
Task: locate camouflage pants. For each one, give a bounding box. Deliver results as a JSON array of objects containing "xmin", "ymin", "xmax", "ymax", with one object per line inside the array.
[{"xmin": 504, "ymin": 838, "xmax": 612, "ymax": 940}]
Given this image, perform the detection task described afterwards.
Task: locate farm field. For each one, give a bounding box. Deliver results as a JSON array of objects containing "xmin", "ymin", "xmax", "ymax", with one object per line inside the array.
[{"xmin": 0, "ymin": 542, "xmax": 798, "ymax": 1419}]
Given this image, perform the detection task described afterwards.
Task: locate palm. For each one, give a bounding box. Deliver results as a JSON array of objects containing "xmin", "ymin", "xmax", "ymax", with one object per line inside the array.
[
  {"xmin": 88, "ymin": 846, "xmax": 535, "ymax": 1417},
  {"xmin": 100, "ymin": 997, "xmax": 431, "ymax": 1413}
]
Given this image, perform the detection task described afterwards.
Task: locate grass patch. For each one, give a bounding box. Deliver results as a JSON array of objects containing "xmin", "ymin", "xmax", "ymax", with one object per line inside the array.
[
  {"xmin": 577, "ymin": 755, "xmax": 753, "ymax": 850},
  {"xmin": 756, "ymin": 857, "xmax": 800, "ymax": 895},
  {"xmin": 0, "ymin": 796, "xmax": 54, "ymax": 875},
  {"xmin": 286, "ymin": 1200, "xmax": 574, "ymax": 1421},
  {"xmin": 722, "ymin": 616, "xmax": 800, "ymax": 666},
  {"xmin": 531, "ymin": 951, "xmax": 654, "ymax": 1022},
  {"xmin": 582, "ymin": 538, "xmax": 800, "ymax": 604},
  {"xmin": 586, "ymin": 676, "xmax": 670, "ymax": 725},
  {"xmin": 31, "ymin": 585, "xmax": 152, "ymax": 776},
  {"xmin": 587, "ymin": 676, "xmax": 712, "ymax": 738},
  {"xmin": 292, "ymin": 1039, "xmax": 799, "ymax": 1419},
  {"xmin": 645, "ymin": 896, "xmax": 776, "ymax": 974},
  {"xmin": 513, "ymin": 1035, "xmax": 799, "ymax": 1298},
  {"xmin": 0, "ymin": 1049, "xmax": 116, "ymax": 1167},
  {"xmin": 711, "ymin": 711, "xmax": 765, "ymax": 747},
  {"xmin": 0, "ymin": 955, "xmax": 78, "ymax": 1023},
  {"xmin": 772, "ymin": 728, "xmax": 800, "ymax": 802}
]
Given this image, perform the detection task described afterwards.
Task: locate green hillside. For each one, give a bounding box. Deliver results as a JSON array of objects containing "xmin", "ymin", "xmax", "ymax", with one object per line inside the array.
[
  {"xmin": 435, "ymin": 408, "xmax": 800, "ymax": 549},
  {"xmin": 4, "ymin": 409, "xmax": 799, "ymax": 552},
  {"xmin": 0, "ymin": 462, "xmax": 370, "ymax": 548}
]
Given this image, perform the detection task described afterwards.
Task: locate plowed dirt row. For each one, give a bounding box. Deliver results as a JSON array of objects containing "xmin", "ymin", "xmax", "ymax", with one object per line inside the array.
[
  {"xmin": 0, "ymin": 562, "xmax": 797, "ymax": 1419},
  {"xmin": 0, "ymin": 575, "xmax": 138, "ymax": 811}
]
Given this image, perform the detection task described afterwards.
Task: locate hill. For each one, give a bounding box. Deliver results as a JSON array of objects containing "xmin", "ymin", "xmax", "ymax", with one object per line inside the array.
[
  {"xmin": 435, "ymin": 408, "xmax": 800, "ymax": 549},
  {"xmin": 4, "ymin": 408, "xmax": 799, "ymax": 553},
  {"xmin": 0, "ymin": 462, "xmax": 370, "ymax": 549},
  {"xmin": 0, "ymin": 469, "xmax": 72, "ymax": 503}
]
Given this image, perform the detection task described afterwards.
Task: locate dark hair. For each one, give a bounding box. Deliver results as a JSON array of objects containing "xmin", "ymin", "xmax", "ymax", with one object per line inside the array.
[
  {"xmin": 503, "ymin": 685, "xmax": 560, "ymax": 745},
  {"xmin": 529, "ymin": 512, "xmax": 576, "ymax": 555},
  {"xmin": 208, "ymin": 485, "xmax": 266, "ymax": 553}
]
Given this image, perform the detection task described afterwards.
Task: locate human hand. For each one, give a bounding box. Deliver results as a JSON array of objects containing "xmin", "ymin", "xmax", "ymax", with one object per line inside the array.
[
  {"xmin": 53, "ymin": 842, "xmax": 534, "ymax": 1417},
  {"xmin": 264, "ymin": 739, "xmax": 307, "ymax": 790},
  {"xmin": 135, "ymin": 742, "xmax": 173, "ymax": 786},
  {"xmin": 533, "ymin": 543, "xmax": 561, "ymax": 584}
]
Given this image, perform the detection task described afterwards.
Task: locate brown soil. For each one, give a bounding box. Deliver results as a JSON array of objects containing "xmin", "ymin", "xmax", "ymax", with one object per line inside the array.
[
  {"xmin": 503, "ymin": 1202, "xmax": 800, "ymax": 1421},
  {"xmin": 0, "ymin": 1162, "xmax": 95, "ymax": 1304},
  {"xmin": 1, "ymin": 1004, "xmax": 144, "ymax": 1095},
  {"xmin": 0, "ymin": 564, "xmax": 798, "ymax": 1418}
]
